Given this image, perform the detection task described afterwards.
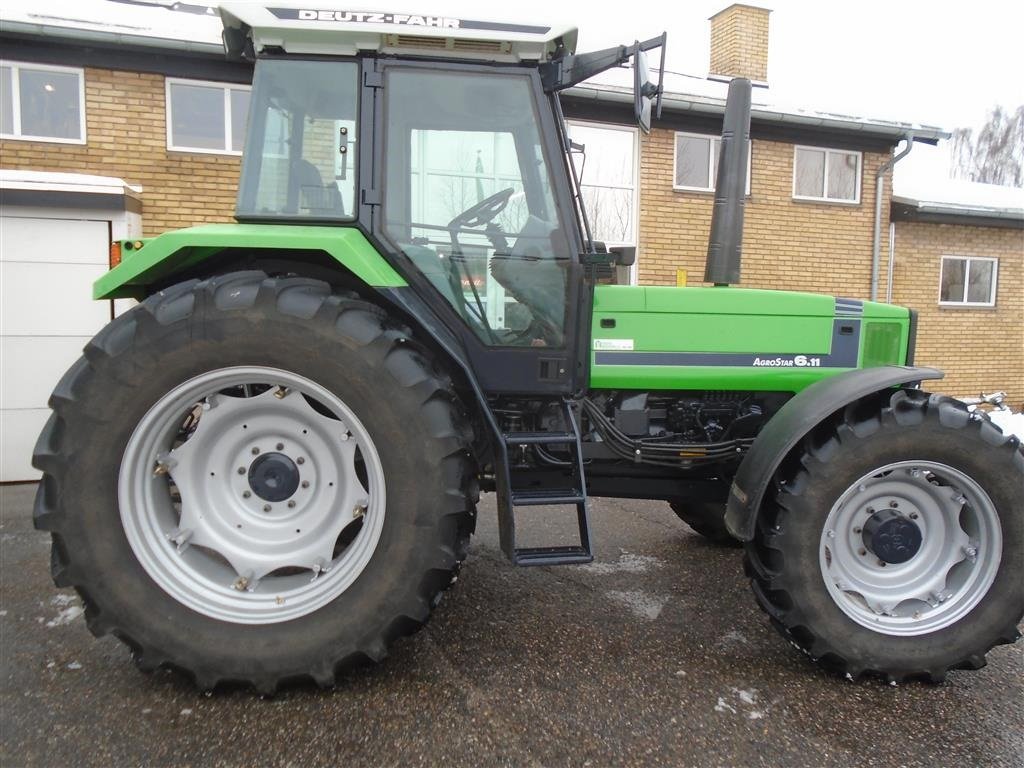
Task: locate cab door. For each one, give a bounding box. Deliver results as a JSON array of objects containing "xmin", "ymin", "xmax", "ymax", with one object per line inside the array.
[{"xmin": 369, "ymin": 60, "xmax": 586, "ymax": 394}]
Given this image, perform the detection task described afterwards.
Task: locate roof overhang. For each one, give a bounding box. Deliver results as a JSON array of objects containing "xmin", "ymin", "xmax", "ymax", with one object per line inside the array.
[
  {"xmin": 891, "ymin": 196, "xmax": 1024, "ymax": 230},
  {"xmin": 565, "ymin": 83, "xmax": 949, "ymax": 146},
  {"xmin": 0, "ymin": 170, "xmax": 143, "ymax": 213}
]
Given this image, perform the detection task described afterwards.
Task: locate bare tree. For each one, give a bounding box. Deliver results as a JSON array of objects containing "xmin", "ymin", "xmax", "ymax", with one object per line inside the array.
[{"xmin": 951, "ymin": 105, "xmax": 1024, "ymax": 187}]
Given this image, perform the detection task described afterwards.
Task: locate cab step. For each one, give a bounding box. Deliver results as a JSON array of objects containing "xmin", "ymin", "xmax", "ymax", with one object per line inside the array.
[{"xmin": 499, "ymin": 400, "xmax": 593, "ymax": 567}]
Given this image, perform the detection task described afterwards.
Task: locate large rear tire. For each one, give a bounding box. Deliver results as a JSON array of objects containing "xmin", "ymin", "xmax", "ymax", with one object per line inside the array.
[
  {"xmin": 745, "ymin": 389, "xmax": 1023, "ymax": 682},
  {"xmin": 33, "ymin": 272, "xmax": 478, "ymax": 692}
]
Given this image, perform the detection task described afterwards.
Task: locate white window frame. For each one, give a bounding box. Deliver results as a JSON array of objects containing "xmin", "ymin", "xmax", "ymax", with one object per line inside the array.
[
  {"xmin": 568, "ymin": 119, "xmax": 641, "ymax": 284},
  {"xmin": 165, "ymin": 77, "xmax": 251, "ymax": 156},
  {"xmin": 672, "ymin": 131, "xmax": 751, "ymax": 195},
  {"xmin": 791, "ymin": 145, "xmax": 862, "ymax": 204},
  {"xmin": 938, "ymin": 255, "xmax": 999, "ymax": 308},
  {"xmin": 0, "ymin": 60, "xmax": 86, "ymax": 144}
]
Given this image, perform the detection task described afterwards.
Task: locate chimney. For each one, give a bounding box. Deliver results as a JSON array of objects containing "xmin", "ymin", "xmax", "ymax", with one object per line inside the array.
[{"xmin": 708, "ymin": 4, "xmax": 771, "ymax": 83}]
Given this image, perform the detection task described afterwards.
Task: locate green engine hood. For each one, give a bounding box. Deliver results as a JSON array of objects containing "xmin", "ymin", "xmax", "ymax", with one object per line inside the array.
[{"xmin": 589, "ymin": 285, "xmax": 912, "ymax": 392}]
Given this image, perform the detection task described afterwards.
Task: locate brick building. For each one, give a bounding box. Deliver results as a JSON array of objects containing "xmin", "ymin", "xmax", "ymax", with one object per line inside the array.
[
  {"xmin": 1, "ymin": 0, "xmax": 1021, "ymax": 427},
  {"xmin": 890, "ymin": 181, "xmax": 1023, "ymax": 402}
]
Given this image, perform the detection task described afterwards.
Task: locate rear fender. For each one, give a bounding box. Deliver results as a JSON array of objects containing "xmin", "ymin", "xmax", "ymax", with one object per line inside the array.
[
  {"xmin": 95, "ymin": 223, "xmax": 406, "ymax": 299},
  {"xmin": 724, "ymin": 365, "xmax": 944, "ymax": 541}
]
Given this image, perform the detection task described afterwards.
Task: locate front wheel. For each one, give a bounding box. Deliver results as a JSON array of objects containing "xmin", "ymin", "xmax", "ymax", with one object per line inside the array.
[
  {"xmin": 745, "ymin": 389, "xmax": 1023, "ymax": 682},
  {"xmin": 33, "ymin": 272, "xmax": 478, "ymax": 691}
]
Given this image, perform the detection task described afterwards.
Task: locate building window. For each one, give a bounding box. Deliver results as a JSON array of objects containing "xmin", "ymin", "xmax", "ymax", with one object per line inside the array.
[
  {"xmin": 166, "ymin": 78, "xmax": 251, "ymax": 155},
  {"xmin": 939, "ymin": 256, "xmax": 998, "ymax": 307},
  {"xmin": 568, "ymin": 121, "xmax": 640, "ymax": 283},
  {"xmin": 568, "ymin": 122, "xmax": 639, "ymax": 245},
  {"xmin": 0, "ymin": 61, "xmax": 86, "ymax": 144},
  {"xmin": 673, "ymin": 132, "xmax": 751, "ymax": 193},
  {"xmin": 793, "ymin": 146, "xmax": 861, "ymax": 203}
]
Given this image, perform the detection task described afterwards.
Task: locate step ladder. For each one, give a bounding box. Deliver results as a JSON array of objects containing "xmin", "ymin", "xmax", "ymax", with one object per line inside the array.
[{"xmin": 498, "ymin": 400, "xmax": 594, "ymax": 566}]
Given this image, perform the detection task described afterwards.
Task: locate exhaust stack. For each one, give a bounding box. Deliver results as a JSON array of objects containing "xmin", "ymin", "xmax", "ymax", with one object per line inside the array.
[{"xmin": 704, "ymin": 77, "xmax": 752, "ymax": 286}]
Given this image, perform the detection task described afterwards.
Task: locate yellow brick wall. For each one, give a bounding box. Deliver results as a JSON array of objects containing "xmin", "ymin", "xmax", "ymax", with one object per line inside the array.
[
  {"xmin": 709, "ymin": 4, "xmax": 771, "ymax": 82},
  {"xmin": 890, "ymin": 221, "xmax": 1024, "ymax": 405},
  {"xmin": 637, "ymin": 127, "xmax": 892, "ymax": 298},
  {"xmin": 0, "ymin": 67, "xmax": 240, "ymax": 236}
]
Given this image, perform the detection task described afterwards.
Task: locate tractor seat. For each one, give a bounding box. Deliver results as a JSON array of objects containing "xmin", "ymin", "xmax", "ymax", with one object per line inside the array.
[{"xmin": 294, "ymin": 159, "xmax": 345, "ymax": 217}]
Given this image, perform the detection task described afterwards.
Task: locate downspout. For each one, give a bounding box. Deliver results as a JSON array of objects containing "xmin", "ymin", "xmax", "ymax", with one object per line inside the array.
[
  {"xmin": 885, "ymin": 220, "xmax": 896, "ymax": 303},
  {"xmin": 871, "ymin": 134, "xmax": 914, "ymax": 301}
]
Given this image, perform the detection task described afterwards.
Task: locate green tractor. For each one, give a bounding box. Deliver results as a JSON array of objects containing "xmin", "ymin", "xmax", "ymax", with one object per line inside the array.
[{"xmin": 34, "ymin": 4, "xmax": 1022, "ymax": 691}]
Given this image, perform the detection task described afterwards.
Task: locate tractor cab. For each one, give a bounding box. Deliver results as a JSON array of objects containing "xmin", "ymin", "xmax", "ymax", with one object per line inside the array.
[{"xmin": 223, "ymin": 2, "xmax": 664, "ymax": 389}]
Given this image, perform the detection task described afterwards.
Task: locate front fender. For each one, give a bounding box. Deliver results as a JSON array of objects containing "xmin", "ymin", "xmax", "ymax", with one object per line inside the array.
[
  {"xmin": 724, "ymin": 365, "xmax": 944, "ymax": 541},
  {"xmin": 95, "ymin": 223, "xmax": 406, "ymax": 299}
]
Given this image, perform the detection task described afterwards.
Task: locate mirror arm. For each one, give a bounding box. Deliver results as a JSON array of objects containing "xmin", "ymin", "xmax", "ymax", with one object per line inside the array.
[{"xmin": 540, "ymin": 34, "xmax": 665, "ymax": 92}]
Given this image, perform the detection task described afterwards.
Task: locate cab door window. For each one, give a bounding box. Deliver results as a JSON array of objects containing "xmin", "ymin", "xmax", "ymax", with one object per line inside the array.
[{"xmin": 384, "ymin": 69, "xmax": 571, "ymax": 347}]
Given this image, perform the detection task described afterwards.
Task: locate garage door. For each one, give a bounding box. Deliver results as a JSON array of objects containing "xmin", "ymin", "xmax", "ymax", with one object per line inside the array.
[{"xmin": 1, "ymin": 216, "xmax": 111, "ymax": 482}]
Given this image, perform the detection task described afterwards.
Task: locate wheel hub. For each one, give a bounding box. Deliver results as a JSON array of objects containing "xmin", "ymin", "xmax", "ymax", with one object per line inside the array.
[
  {"xmin": 248, "ymin": 452, "xmax": 300, "ymax": 501},
  {"xmin": 862, "ymin": 509, "xmax": 922, "ymax": 564}
]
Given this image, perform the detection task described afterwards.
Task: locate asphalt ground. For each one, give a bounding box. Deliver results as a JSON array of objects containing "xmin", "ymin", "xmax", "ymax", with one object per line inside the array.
[{"xmin": 1, "ymin": 482, "xmax": 1022, "ymax": 768}]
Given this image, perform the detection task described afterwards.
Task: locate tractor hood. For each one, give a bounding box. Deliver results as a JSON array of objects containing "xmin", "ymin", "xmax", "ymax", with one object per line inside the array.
[
  {"xmin": 589, "ymin": 285, "xmax": 913, "ymax": 392},
  {"xmin": 593, "ymin": 285, "xmax": 907, "ymax": 319}
]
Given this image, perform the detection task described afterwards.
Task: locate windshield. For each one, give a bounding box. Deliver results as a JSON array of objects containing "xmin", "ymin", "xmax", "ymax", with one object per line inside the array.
[{"xmin": 237, "ymin": 60, "xmax": 358, "ymax": 221}]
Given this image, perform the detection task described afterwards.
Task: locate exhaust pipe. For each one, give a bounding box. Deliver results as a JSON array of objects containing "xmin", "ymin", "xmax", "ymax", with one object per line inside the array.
[{"xmin": 704, "ymin": 78, "xmax": 752, "ymax": 286}]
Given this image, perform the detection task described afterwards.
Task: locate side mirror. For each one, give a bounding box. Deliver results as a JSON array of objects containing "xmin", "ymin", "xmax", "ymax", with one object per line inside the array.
[
  {"xmin": 633, "ymin": 48, "xmax": 653, "ymax": 134},
  {"xmin": 610, "ymin": 246, "xmax": 636, "ymax": 267}
]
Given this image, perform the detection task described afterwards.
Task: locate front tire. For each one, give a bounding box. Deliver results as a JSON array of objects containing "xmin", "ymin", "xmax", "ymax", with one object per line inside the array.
[
  {"xmin": 745, "ymin": 389, "xmax": 1023, "ymax": 682},
  {"xmin": 33, "ymin": 272, "xmax": 478, "ymax": 691}
]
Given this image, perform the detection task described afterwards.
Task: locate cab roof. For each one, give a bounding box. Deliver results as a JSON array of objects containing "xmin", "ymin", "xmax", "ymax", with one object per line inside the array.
[{"xmin": 219, "ymin": 2, "xmax": 578, "ymax": 62}]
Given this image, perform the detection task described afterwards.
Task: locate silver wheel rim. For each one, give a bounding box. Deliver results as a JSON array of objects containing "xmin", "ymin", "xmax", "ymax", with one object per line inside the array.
[
  {"xmin": 820, "ymin": 460, "xmax": 1001, "ymax": 636},
  {"xmin": 119, "ymin": 366, "xmax": 386, "ymax": 624}
]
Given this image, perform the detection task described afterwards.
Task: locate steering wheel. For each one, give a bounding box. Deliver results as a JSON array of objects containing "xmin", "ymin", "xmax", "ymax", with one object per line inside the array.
[{"xmin": 447, "ymin": 187, "xmax": 515, "ymax": 231}]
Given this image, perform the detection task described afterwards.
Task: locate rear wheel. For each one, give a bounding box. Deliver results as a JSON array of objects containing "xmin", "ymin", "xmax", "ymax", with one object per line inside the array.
[
  {"xmin": 745, "ymin": 389, "xmax": 1023, "ymax": 682},
  {"xmin": 33, "ymin": 272, "xmax": 478, "ymax": 691},
  {"xmin": 669, "ymin": 500, "xmax": 739, "ymax": 546}
]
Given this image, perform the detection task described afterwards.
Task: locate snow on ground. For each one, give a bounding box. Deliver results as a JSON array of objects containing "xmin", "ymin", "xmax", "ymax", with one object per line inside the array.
[{"xmin": 988, "ymin": 410, "xmax": 1024, "ymax": 440}]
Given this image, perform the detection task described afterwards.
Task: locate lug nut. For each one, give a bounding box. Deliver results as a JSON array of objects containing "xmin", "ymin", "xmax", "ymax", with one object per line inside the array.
[
  {"xmin": 889, "ymin": 500, "xmax": 899, "ymax": 508},
  {"xmin": 866, "ymin": 507, "xmax": 875, "ymax": 514},
  {"xmin": 276, "ymin": 443, "xmax": 284, "ymax": 451},
  {"xmin": 853, "ymin": 527, "xmax": 862, "ymax": 534},
  {"xmin": 287, "ymin": 500, "xmax": 296, "ymax": 508},
  {"xmin": 263, "ymin": 504, "xmax": 271, "ymax": 513},
  {"xmin": 301, "ymin": 480, "xmax": 310, "ymax": 489},
  {"xmin": 243, "ymin": 490, "xmax": 251, "ymax": 499},
  {"xmin": 910, "ymin": 512, "xmax": 918, "ymax": 520},
  {"xmin": 858, "ymin": 548, "xmax": 867, "ymax": 556},
  {"xmin": 237, "ymin": 467, "xmax": 246, "ymax": 475},
  {"xmin": 296, "ymin": 457, "xmax": 305, "ymax": 465},
  {"xmin": 251, "ymin": 447, "xmax": 260, "ymax": 456}
]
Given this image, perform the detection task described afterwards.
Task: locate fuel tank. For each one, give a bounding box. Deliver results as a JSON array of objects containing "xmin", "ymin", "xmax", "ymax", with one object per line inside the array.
[{"xmin": 589, "ymin": 285, "xmax": 912, "ymax": 392}]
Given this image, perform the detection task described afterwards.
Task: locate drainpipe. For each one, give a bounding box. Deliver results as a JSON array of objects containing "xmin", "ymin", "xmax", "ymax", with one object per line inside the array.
[
  {"xmin": 871, "ymin": 133, "xmax": 914, "ymax": 301},
  {"xmin": 885, "ymin": 220, "xmax": 896, "ymax": 304}
]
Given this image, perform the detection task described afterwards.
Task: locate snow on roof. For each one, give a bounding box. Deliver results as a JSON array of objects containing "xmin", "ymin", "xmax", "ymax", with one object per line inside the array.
[
  {"xmin": 0, "ymin": 169, "xmax": 143, "ymax": 195},
  {"xmin": 571, "ymin": 70, "xmax": 947, "ymax": 142},
  {"xmin": 0, "ymin": 168, "xmax": 142, "ymax": 194},
  {"xmin": 893, "ymin": 177, "xmax": 1024, "ymax": 219},
  {"xmin": 0, "ymin": 0, "xmax": 224, "ymax": 53}
]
